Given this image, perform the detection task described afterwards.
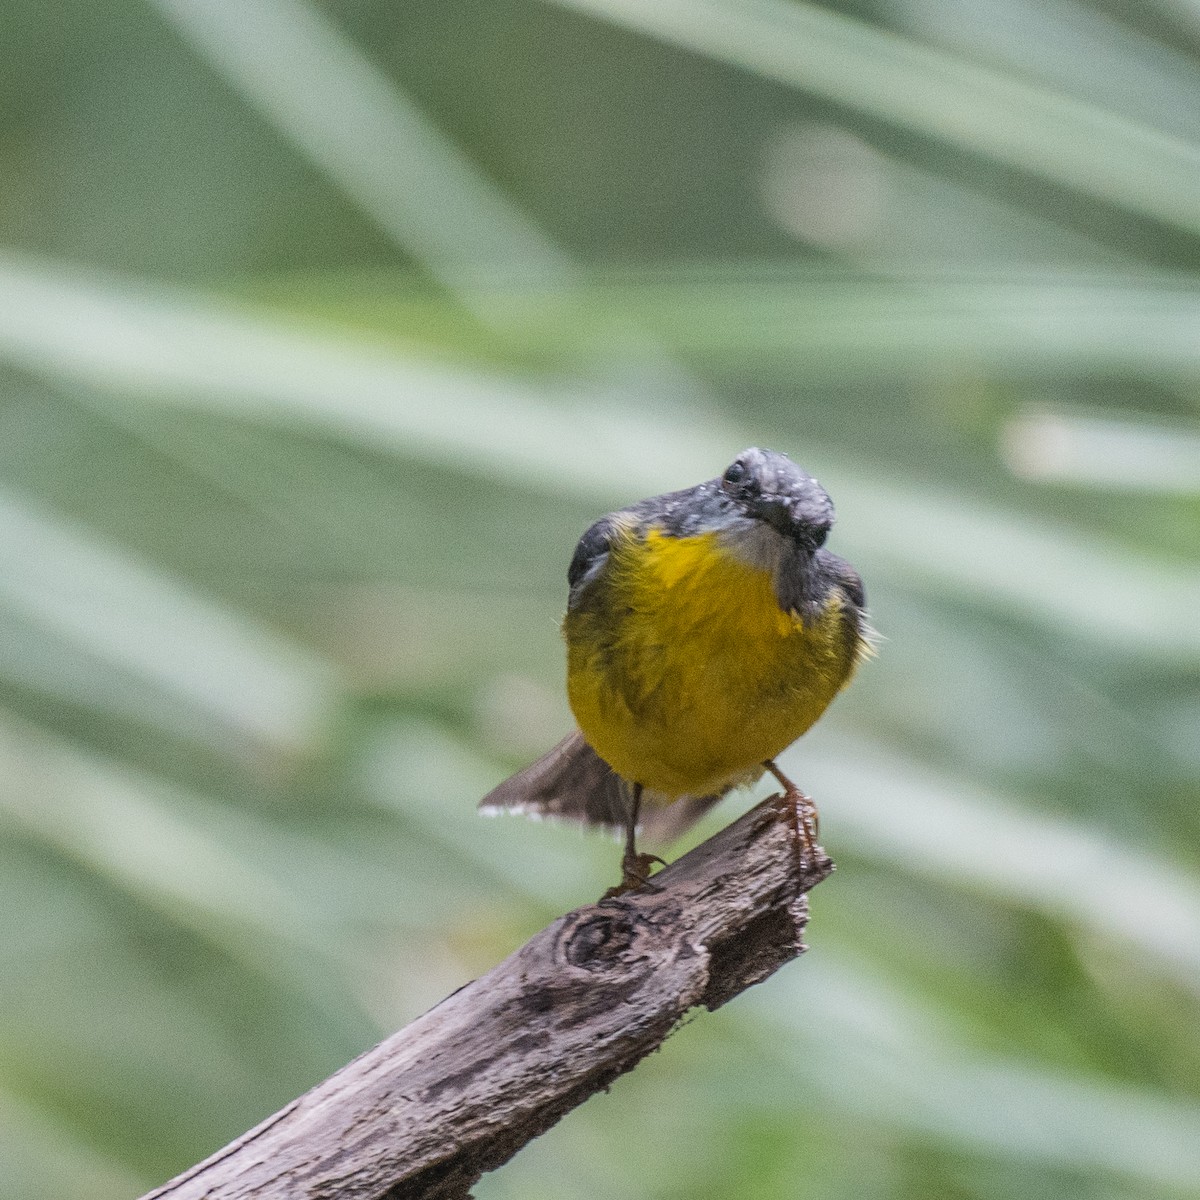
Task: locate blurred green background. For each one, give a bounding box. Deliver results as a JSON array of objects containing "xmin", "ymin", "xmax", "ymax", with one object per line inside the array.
[{"xmin": 2, "ymin": 1, "xmax": 1199, "ymax": 1197}]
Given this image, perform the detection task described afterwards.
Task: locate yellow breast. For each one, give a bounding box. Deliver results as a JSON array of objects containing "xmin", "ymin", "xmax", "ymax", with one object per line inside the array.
[{"xmin": 564, "ymin": 528, "xmax": 858, "ymax": 797}]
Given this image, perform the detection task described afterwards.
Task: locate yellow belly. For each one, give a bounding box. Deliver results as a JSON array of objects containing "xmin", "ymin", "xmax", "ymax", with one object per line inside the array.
[{"xmin": 564, "ymin": 529, "xmax": 858, "ymax": 797}]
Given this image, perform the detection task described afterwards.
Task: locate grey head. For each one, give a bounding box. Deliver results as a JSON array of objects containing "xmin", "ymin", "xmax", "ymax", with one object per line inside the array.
[
  {"xmin": 718, "ymin": 447, "xmax": 835, "ymax": 551},
  {"xmin": 567, "ymin": 446, "xmax": 840, "ymax": 609}
]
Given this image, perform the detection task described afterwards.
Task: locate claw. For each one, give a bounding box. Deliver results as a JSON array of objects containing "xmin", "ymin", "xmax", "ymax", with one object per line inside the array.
[
  {"xmin": 764, "ymin": 760, "xmax": 822, "ymax": 867},
  {"xmin": 602, "ymin": 851, "xmax": 666, "ymax": 899}
]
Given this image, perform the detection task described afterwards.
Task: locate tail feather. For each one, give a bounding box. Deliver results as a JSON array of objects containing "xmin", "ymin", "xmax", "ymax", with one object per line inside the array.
[
  {"xmin": 479, "ymin": 731, "xmax": 627, "ymax": 832},
  {"xmin": 639, "ymin": 793, "xmax": 724, "ymax": 844},
  {"xmin": 479, "ymin": 731, "xmax": 725, "ymax": 845}
]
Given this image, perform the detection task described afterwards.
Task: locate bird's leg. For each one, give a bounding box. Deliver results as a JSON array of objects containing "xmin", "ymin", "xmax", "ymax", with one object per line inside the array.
[
  {"xmin": 764, "ymin": 759, "xmax": 820, "ymax": 865},
  {"xmin": 606, "ymin": 783, "xmax": 666, "ymax": 896},
  {"xmin": 623, "ymin": 781, "xmax": 641, "ymax": 872}
]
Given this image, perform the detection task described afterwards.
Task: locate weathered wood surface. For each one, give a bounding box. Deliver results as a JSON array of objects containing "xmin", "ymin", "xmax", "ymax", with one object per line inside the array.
[{"xmin": 141, "ymin": 794, "xmax": 834, "ymax": 1200}]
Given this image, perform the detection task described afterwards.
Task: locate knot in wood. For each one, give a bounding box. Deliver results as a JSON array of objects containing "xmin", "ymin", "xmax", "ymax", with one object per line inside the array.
[{"xmin": 560, "ymin": 908, "xmax": 638, "ymax": 969}]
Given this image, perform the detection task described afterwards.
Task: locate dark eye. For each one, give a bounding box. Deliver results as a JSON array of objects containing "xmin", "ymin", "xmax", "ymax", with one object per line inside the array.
[{"xmin": 722, "ymin": 460, "xmax": 748, "ymax": 490}]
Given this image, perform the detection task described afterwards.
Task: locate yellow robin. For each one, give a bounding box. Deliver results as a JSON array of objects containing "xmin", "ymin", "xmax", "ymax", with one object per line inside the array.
[{"xmin": 481, "ymin": 447, "xmax": 872, "ymax": 886}]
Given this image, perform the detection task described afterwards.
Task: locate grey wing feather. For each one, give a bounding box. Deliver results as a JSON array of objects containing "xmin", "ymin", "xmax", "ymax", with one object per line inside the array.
[
  {"xmin": 478, "ymin": 731, "xmax": 627, "ymax": 832},
  {"xmin": 567, "ymin": 514, "xmax": 626, "ymax": 607}
]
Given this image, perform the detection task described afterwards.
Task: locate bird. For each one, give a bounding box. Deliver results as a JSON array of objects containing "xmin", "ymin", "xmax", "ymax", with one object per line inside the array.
[{"xmin": 480, "ymin": 447, "xmax": 872, "ymax": 888}]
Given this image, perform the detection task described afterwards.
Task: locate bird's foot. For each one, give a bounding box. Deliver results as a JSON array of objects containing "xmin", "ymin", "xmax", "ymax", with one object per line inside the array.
[
  {"xmin": 763, "ymin": 761, "xmax": 825, "ymax": 872},
  {"xmin": 602, "ymin": 851, "xmax": 667, "ymax": 899}
]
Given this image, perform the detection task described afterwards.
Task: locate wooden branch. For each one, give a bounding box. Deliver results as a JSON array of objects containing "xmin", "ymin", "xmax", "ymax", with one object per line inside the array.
[{"xmin": 141, "ymin": 794, "xmax": 834, "ymax": 1200}]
